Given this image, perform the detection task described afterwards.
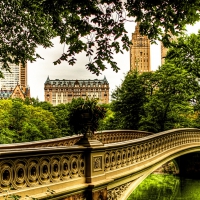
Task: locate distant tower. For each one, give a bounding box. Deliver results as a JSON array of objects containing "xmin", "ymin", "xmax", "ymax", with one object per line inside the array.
[
  {"xmin": 130, "ymin": 23, "xmax": 151, "ymax": 73},
  {"xmin": 19, "ymin": 63, "xmax": 27, "ymax": 88},
  {"xmin": 161, "ymin": 34, "xmax": 177, "ymax": 65}
]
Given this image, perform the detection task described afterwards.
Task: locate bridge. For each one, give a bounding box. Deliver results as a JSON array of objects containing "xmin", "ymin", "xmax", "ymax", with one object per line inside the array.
[{"xmin": 0, "ymin": 128, "xmax": 200, "ymax": 200}]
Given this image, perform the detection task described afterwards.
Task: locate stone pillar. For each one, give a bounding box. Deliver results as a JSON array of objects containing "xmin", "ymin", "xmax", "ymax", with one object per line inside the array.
[{"xmin": 75, "ymin": 138, "xmax": 109, "ymax": 200}]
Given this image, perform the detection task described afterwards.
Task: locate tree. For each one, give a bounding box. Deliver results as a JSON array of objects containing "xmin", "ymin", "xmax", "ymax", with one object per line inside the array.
[
  {"xmin": 9, "ymin": 99, "xmax": 28, "ymax": 142},
  {"xmin": 0, "ymin": 99, "xmax": 61, "ymax": 143},
  {"xmin": 51, "ymin": 103, "xmax": 72, "ymax": 136},
  {"xmin": 109, "ymin": 63, "xmax": 200, "ymax": 132},
  {"xmin": 97, "ymin": 103, "xmax": 119, "ymax": 130},
  {"xmin": 0, "ymin": 100, "xmax": 15, "ymax": 143},
  {"xmin": 21, "ymin": 105, "xmax": 60, "ymax": 142},
  {"xmin": 139, "ymin": 63, "xmax": 199, "ymax": 132},
  {"xmin": 111, "ymin": 71, "xmax": 148, "ymax": 129},
  {"xmin": 166, "ymin": 31, "xmax": 200, "ymax": 77},
  {"xmin": 68, "ymin": 97, "xmax": 106, "ymax": 135},
  {"xmin": 0, "ymin": 0, "xmax": 199, "ymax": 76}
]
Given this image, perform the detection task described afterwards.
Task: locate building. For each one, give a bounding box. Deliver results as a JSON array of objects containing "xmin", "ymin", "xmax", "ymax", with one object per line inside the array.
[
  {"xmin": 0, "ymin": 84, "xmax": 30, "ymax": 100},
  {"xmin": 161, "ymin": 42, "xmax": 168, "ymax": 65},
  {"xmin": 161, "ymin": 35, "xmax": 177, "ymax": 65},
  {"xmin": 0, "ymin": 63, "xmax": 27, "ymax": 89},
  {"xmin": 0, "ymin": 63, "xmax": 30, "ymax": 99},
  {"xmin": 130, "ymin": 23, "xmax": 151, "ymax": 73},
  {"xmin": 44, "ymin": 77, "xmax": 109, "ymax": 106}
]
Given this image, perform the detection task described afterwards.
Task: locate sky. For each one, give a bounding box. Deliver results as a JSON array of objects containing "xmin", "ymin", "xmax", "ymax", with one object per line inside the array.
[{"xmin": 28, "ymin": 21, "xmax": 200, "ymax": 101}]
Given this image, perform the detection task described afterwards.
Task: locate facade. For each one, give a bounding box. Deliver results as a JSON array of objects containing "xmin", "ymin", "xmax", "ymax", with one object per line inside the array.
[
  {"xmin": 0, "ymin": 63, "xmax": 27, "ymax": 89},
  {"xmin": 161, "ymin": 35, "xmax": 177, "ymax": 65},
  {"xmin": 161, "ymin": 42, "xmax": 168, "ymax": 65},
  {"xmin": 44, "ymin": 77, "xmax": 109, "ymax": 106},
  {"xmin": 130, "ymin": 23, "xmax": 151, "ymax": 73},
  {"xmin": 0, "ymin": 63, "xmax": 30, "ymax": 99},
  {"xmin": 0, "ymin": 84, "xmax": 30, "ymax": 99}
]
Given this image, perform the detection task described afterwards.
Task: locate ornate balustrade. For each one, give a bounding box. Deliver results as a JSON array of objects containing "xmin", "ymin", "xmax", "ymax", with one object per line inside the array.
[
  {"xmin": 0, "ymin": 147, "xmax": 86, "ymax": 196},
  {"xmin": 94, "ymin": 130, "xmax": 152, "ymax": 144},
  {"xmin": 104, "ymin": 128, "xmax": 200, "ymax": 199},
  {"xmin": 0, "ymin": 130, "xmax": 152, "ymax": 149},
  {"xmin": 0, "ymin": 128, "xmax": 199, "ymax": 200},
  {"xmin": 104, "ymin": 128, "xmax": 200, "ymax": 173}
]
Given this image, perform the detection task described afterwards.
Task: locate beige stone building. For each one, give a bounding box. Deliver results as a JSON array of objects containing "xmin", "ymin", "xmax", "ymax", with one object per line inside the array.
[
  {"xmin": 161, "ymin": 42, "xmax": 168, "ymax": 65},
  {"xmin": 161, "ymin": 35, "xmax": 177, "ymax": 65},
  {"xmin": 44, "ymin": 77, "xmax": 109, "ymax": 106},
  {"xmin": 130, "ymin": 23, "xmax": 151, "ymax": 73}
]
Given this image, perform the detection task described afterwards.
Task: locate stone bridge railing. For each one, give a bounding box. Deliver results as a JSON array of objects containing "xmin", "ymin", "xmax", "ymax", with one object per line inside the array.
[
  {"xmin": 0, "ymin": 128, "xmax": 200, "ymax": 200},
  {"xmin": 0, "ymin": 130, "xmax": 152, "ymax": 149}
]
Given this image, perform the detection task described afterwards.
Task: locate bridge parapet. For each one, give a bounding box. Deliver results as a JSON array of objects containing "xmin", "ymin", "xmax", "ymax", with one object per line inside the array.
[
  {"xmin": 0, "ymin": 128, "xmax": 200, "ymax": 199},
  {"xmin": 104, "ymin": 128, "xmax": 200, "ymax": 172},
  {"xmin": 0, "ymin": 130, "xmax": 152, "ymax": 149},
  {"xmin": 0, "ymin": 146, "xmax": 87, "ymax": 198}
]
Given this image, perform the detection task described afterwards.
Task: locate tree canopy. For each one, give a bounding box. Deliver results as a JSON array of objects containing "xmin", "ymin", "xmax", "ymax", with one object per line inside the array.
[
  {"xmin": 110, "ymin": 62, "xmax": 200, "ymax": 132},
  {"xmin": 166, "ymin": 31, "xmax": 200, "ymax": 77},
  {"xmin": 1, "ymin": 0, "xmax": 200, "ymax": 75},
  {"xmin": 111, "ymin": 71, "xmax": 148, "ymax": 129}
]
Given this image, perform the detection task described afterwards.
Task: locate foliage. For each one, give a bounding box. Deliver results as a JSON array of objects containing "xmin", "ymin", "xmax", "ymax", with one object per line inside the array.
[
  {"xmin": 97, "ymin": 103, "xmax": 120, "ymax": 130},
  {"xmin": 51, "ymin": 104, "xmax": 72, "ymax": 136},
  {"xmin": 21, "ymin": 105, "xmax": 60, "ymax": 142},
  {"xmin": 0, "ymin": 0, "xmax": 199, "ymax": 75},
  {"xmin": 68, "ymin": 97, "xmax": 106, "ymax": 135},
  {"xmin": 166, "ymin": 31, "xmax": 200, "ymax": 77},
  {"xmin": 0, "ymin": 99, "xmax": 60, "ymax": 143},
  {"xmin": 111, "ymin": 71, "xmax": 148, "ymax": 130},
  {"xmin": 110, "ymin": 61, "xmax": 200, "ymax": 132},
  {"xmin": 0, "ymin": 100, "xmax": 15, "ymax": 143},
  {"xmin": 140, "ymin": 63, "xmax": 199, "ymax": 132}
]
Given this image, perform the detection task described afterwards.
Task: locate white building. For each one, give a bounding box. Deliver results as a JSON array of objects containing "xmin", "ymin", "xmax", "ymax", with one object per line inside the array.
[{"xmin": 0, "ymin": 63, "xmax": 27, "ymax": 90}]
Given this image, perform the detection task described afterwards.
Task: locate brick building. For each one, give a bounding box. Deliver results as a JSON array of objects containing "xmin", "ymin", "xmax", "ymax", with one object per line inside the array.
[
  {"xmin": 44, "ymin": 76, "xmax": 109, "ymax": 106},
  {"xmin": 130, "ymin": 23, "xmax": 151, "ymax": 73}
]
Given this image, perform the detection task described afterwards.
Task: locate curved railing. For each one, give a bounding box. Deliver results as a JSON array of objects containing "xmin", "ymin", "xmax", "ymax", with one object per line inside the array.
[
  {"xmin": 105, "ymin": 128, "xmax": 200, "ymax": 199},
  {"xmin": 0, "ymin": 128, "xmax": 200, "ymax": 199},
  {"xmin": 0, "ymin": 146, "xmax": 86, "ymax": 194},
  {"xmin": 104, "ymin": 128, "xmax": 200, "ymax": 172},
  {"xmin": 0, "ymin": 130, "xmax": 153, "ymax": 149}
]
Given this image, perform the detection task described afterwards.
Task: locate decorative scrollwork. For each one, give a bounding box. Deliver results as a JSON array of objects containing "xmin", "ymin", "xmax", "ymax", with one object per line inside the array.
[
  {"xmin": 26, "ymin": 158, "xmax": 39, "ymax": 187},
  {"xmin": 107, "ymin": 182, "xmax": 132, "ymax": 200},
  {"xmin": 13, "ymin": 160, "xmax": 27, "ymax": 189},
  {"xmin": 0, "ymin": 153, "xmax": 85, "ymax": 193},
  {"xmin": 93, "ymin": 156, "xmax": 102, "ymax": 172},
  {"xmin": 0, "ymin": 161, "xmax": 13, "ymax": 192}
]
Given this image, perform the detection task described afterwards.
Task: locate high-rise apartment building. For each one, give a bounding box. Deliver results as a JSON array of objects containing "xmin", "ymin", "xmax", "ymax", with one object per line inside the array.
[
  {"xmin": 0, "ymin": 63, "xmax": 27, "ymax": 89},
  {"xmin": 19, "ymin": 63, "xmax": 28, "ymax": 88},
  {"xmin": 44, "ymin": 77, "xmax": 109, "ymax": 106},
  {"xmin": 0, "ymin": 63, "xmax": 30, "ymax": 99},
  {"xmin": 130, "ymin": 23, "xmax": 151, "ymax": 73}
]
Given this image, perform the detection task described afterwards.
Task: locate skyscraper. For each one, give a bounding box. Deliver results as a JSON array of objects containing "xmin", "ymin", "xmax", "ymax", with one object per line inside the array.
[
  {"xmin": 0, "ymin": 63, "xmax": 30, "ymax": 99},
  {"xmin": 0, "ymin": 63, "xmax": 27, "ymax": 90},
  {"xmin": 130, "ymin": 23, "xmax": 151, "ymax": 73}
]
